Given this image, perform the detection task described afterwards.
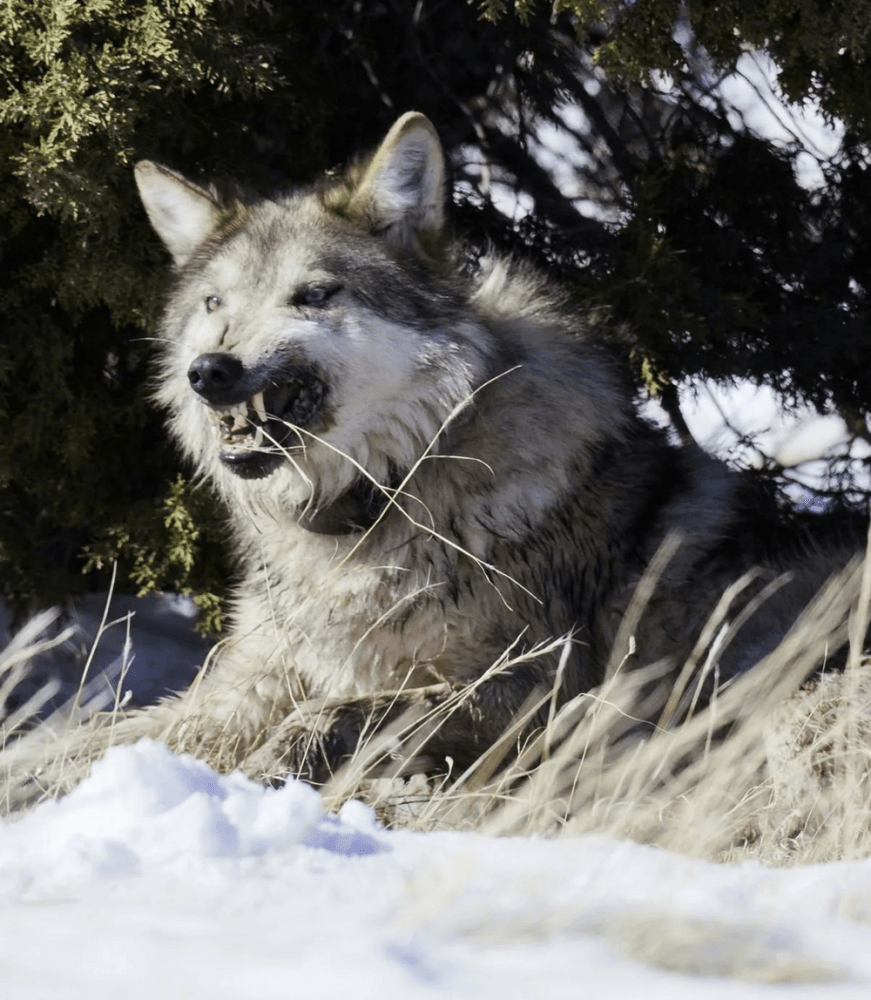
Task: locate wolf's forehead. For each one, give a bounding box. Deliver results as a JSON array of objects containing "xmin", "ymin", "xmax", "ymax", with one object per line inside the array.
[{"xmin": 209, "ymin": 197, "xmax": 346, "ymax": 290}]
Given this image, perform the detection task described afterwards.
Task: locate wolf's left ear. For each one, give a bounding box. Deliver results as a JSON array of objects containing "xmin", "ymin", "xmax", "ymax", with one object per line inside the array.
[
  {"xmin": 349, "ymin": 112, "xmax": 445, "ymax": 250},
  {"xmin": 134, "ymin": 161, "xmax": 221, "ymax": 266}
]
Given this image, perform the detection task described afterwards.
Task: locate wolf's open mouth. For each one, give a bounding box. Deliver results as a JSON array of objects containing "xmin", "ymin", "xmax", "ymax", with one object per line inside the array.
[{"xmin": 207, "ymin": 375, "xmax": 326, "ymax": 478}]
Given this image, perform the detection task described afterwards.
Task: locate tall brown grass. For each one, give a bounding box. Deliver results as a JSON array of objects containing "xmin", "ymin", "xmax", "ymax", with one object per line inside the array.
[{"xmin": 3, "ymin": 554, "xmax": 871, "ymax": 867}]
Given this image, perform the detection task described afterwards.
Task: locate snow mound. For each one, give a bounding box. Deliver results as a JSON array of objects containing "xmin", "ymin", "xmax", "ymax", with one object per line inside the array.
[
  {"xmin": 0, "ymin": 739, "xmax": 381, "ymax": 895},
  {"xmin": 3, "ymin": 741, "xmax": 871, "ymax": 999}
]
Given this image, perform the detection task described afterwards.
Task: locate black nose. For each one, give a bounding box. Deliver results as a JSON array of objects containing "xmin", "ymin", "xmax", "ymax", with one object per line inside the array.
[{"xmin": 187, "ymin": 353, "xmax": 245, "ymax": 404}]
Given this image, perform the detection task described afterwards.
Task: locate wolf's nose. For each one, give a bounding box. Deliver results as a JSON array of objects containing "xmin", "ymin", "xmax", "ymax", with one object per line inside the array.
[{"xmin": 188, "ymin": 353, "xmax": 244, "ymax": 403}]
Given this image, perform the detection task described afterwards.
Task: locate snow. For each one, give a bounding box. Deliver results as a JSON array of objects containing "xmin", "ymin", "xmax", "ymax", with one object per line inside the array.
[
  {"xmin": 0, "ymin": 592, "xmax": 208, "ymax": 719},
  {"xmin": 715, "ymin": 52, "xmax": 844, "ymax": 191},
  {"xmin": 1, "ymin": 738, "xmax": 871, "ymax": 999},
  {"xmin": 638, "ymin": 378, "xmax": 871, "ymax": 504}
]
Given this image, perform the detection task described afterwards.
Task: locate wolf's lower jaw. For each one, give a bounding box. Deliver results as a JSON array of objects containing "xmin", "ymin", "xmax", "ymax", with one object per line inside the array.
[
  {"xmin": 220, "ymin": 433, "xmax": 400, "ymax": 535},
  {"xmin": 219, "ymin": 446, "xmax": 286, "ymax": 480},
  {"xmin": 205, "ymin": 388, "xmax": 401, "ymax": 532}
]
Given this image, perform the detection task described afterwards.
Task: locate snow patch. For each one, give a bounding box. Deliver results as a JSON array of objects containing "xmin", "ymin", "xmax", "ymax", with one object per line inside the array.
[
  {"xmin": 2, "ymin": 742, "xmax": 871, "ymax": 997},
  {"xmin": 0, "ymin": 740, "xmax": 382, "ymax": 901}
]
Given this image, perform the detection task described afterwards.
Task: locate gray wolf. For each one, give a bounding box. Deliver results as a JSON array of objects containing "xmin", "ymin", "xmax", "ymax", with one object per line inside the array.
[{"xmin": 28, "ymin": 113, "xmax": 868, "ymax": 792}]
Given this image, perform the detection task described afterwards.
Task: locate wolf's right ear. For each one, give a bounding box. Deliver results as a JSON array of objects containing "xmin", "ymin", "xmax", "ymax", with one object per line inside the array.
[
  {"xmin": 134, "ymin": 162, "xmax": 221, "ymax": 266},
  {"xmin": 349, "ymin": 112, "xmax": 446, "ymax": 251}
]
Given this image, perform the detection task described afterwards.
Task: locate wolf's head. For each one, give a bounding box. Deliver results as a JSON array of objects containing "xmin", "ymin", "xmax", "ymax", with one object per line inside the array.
[{"xmin": 136, "ymin": 114, "xmax": 494, "ymax": 532}]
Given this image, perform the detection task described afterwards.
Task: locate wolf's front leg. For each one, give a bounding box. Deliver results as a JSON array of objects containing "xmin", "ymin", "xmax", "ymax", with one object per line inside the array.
[{"xmin": 240, "ymin": 666, "xmax": 555, "ymax": 786}]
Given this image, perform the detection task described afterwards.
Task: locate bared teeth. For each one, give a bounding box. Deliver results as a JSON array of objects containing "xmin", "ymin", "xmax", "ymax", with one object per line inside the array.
[
  {"xmin": 251, "ymin": 392, "xmax": 267, "ymax": 423},
  {"xmin": 206, "ymin": 375, "xmax": 324, "ymax": 456},
  {"xmin": 216, "ymin": 401, "xmax": 252, "ymax": 441}
]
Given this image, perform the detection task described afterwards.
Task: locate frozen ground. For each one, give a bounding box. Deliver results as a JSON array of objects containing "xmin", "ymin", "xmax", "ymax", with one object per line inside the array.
[{"xmin": 2, "ymin": 737, "xmax": 871, "ymax": 1000}]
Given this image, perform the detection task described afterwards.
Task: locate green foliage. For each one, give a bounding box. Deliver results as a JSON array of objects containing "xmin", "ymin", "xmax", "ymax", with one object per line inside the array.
[
  {"xmin": 0, "ymin": 0, "xmax": 289, "ymax": 623},
  {"xmin": 477, "ymin": 2, "xmax": 871, "ymax": 438},
  {"xmin": 82, "ymin": 476, "xmax": 229, "ymax": 633},
  {"xmin": 528, "ymin": 1, "xmax": 871, "ymax": 133}
]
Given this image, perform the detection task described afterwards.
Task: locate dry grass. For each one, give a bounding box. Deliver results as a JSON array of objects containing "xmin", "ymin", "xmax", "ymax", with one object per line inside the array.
[
  {"xmin": 316, "ymin": 552, "xmax": 871, "ymax": 865},
  {"xmin": 3, "ymin": 554, "xmax": 871, "ymax": 867}
]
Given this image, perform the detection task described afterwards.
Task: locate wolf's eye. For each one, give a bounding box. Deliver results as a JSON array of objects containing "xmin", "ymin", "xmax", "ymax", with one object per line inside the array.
[
  {"xmin": 290, "ymin": 284, "xmax": 342, "ymax": 308},
  {"xmin": 205, "ymin": 295, "xmax": 222, "ymax": 313}
]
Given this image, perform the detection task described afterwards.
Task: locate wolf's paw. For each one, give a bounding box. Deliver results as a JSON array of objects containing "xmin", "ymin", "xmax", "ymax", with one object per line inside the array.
[
  {"xmin": 239, "ymin": 688, "xmax": 452, "ymax": 788},
  {"xmin": 239, "ymin": 701, "xmax": 384, "ymax": 786}
]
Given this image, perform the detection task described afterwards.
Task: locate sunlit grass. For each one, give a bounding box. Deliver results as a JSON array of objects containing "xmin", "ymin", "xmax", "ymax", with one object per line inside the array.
[{"xmin": 2, "ymin": 554, "xmax": 871, "ymax": 866}]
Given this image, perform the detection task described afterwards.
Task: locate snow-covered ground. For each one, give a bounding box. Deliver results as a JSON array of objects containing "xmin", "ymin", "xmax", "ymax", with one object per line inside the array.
[
  {"xmin": 3, "ymin": 567, "xmax": 871, "ymax": 999},
  {"xmin": 2, "ymin": 737, "xmax": 871, "ymax": 1000}
]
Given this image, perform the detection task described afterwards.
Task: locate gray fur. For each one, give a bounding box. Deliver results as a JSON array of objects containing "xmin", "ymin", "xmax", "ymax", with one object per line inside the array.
[{"xmin": 66, "ymin": 113, "xmax": 865, "ymax": 784}]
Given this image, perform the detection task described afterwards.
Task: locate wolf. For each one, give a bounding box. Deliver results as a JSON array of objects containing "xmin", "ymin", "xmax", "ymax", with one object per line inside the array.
[{"xmin": 27, "ymin": 112, "xmax": 861, "ymax": 793}]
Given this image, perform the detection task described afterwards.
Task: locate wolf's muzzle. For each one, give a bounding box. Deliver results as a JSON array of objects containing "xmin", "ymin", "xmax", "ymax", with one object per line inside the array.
[{"xmin": 188, "ymin": 351, "xmax": 327, "ymax": 479}]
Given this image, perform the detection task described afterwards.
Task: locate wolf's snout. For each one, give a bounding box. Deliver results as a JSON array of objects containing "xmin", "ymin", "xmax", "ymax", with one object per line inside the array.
[{"xmin": 188, "ymin": 353, "xmax": 244, "ymax": 404}]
